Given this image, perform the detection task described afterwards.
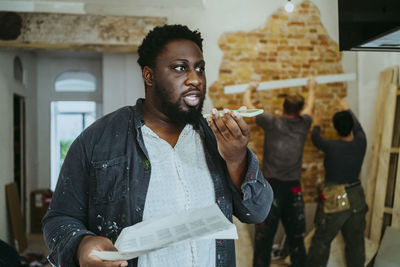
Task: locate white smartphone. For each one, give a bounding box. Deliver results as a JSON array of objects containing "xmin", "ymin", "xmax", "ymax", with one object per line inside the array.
[{"xmin": 203, "ymin": 108, "xmax": 264, "ymax": 118}]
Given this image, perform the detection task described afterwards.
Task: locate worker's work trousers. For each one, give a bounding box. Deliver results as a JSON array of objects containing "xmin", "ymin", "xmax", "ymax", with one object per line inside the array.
[
  {"xmin": 307, "ymin": 183, "xmax": 368, "ymax": 267},
  {"xmin": 253, "ymin": 179, "xmax": 306, "ymax": 267}
]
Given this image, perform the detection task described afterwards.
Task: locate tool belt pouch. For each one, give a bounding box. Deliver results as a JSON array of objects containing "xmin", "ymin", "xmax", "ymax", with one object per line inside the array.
[{"xmin": 322, "ymin": 184, "xmax": 350, "ymax": 213}]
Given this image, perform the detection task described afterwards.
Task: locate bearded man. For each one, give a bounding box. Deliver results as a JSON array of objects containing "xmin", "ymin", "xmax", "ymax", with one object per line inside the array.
[{"xmin": 43, "ymin": 24, "xmax": 273, "ymax": 267}]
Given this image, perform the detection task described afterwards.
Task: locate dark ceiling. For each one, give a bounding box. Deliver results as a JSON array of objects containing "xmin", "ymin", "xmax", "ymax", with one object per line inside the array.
[{"xmin": 338, "ymin": 0, "xmax": 400, "ymax": 51}]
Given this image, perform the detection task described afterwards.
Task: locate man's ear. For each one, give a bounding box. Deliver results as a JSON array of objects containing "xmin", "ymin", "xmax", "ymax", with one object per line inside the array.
[{"xmin": 143, "ymin": 66, "xmax": 154, "ymax": 87}]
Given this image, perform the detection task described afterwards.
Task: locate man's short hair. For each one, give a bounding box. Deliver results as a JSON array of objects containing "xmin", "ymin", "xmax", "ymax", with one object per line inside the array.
[
  {"xmin": 283, "ymin": 93, "xmax": 305, "ymax": 115},
  {"xmin": 137, "ymin": 24, "xmax": 203, "ymax": 70},
  {"xmin": 333, "ymin": 110, "xmax": 354, "ymax": 137}
]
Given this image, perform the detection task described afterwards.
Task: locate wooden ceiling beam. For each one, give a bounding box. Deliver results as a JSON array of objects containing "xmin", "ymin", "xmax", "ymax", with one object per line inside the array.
[{"xmin": 0, "ymin": 12, "xmax": 166, "ymax": 52}]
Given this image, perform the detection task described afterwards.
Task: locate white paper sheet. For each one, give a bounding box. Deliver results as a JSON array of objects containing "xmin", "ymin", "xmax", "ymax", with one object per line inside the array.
[{"xmin": 92, "ymin": 204, "xmax": 238, "ymax": 261}]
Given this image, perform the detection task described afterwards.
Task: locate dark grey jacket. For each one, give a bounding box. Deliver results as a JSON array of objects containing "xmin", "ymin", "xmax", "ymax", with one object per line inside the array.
[{"xmin": 43, "ymin": 99, "xmax": 273, "ymax": 267}]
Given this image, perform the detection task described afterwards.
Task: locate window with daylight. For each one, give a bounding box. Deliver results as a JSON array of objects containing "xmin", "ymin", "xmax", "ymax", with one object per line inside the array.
[
  {"xmin": 50, "ymin": 101, "xmax": 96, "ymax": 190},
  {"xmin": 50, "ymin": 70, "xmax": 98, "ymax": 191}
]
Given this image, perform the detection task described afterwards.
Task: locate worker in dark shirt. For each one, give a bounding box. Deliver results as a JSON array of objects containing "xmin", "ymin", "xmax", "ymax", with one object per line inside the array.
[{"xmin": 307, "ymin": 98, "xmax": 368, "ymax": 267}]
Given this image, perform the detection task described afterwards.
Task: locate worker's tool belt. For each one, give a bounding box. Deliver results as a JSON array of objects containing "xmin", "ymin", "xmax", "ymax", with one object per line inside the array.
[{"xmin": 322, "ymin": 184, "xmax": 350, "ymax": 213}]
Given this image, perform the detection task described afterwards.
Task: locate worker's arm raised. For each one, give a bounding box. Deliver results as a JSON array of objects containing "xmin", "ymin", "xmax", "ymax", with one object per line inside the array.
[
  {"xmin": 301, "ymin": 77, "xmax": 316, "ymax": 117},
  {"xmin": 242, "ymin": 81, "xmax": 259, "ymax": 110}
]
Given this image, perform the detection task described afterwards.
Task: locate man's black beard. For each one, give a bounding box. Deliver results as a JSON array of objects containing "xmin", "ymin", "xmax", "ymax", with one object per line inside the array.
[{"xmin": 155, "ymin": 84, "xmax": 204, "ymax": 125}]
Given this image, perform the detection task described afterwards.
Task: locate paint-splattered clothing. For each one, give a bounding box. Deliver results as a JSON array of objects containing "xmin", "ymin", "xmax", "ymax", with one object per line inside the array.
[
  {"xmin": 42, "ymin": 98, "xmax": 273, "ymax": 267},
  {"xmin": 254, "ymin": 179, "xmax": 306, "ymax": 267}
]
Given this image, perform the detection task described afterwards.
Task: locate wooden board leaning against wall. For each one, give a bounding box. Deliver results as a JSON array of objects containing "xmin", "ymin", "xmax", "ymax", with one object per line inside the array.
[{"xmin": 365, "ymin": 66, "xmax": 400, "ymax": 243}]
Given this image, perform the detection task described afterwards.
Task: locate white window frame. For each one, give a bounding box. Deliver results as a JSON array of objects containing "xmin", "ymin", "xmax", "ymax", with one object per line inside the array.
[{"xmin": 50, "ymin": 70, "xmax": 102, "ymax": 191}]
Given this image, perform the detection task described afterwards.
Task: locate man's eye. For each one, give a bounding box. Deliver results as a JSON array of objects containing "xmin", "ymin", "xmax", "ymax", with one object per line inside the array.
[
  {"xmin": 174, "ymin": 65, "xmax": 185, "ymax": 71},
  {"xmin": 195, "ymin": 66, "xmax": 205, "ymax": 73}
]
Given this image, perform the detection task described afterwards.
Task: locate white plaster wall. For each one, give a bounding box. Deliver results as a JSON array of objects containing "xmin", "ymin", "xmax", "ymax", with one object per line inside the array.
[
  {"xmin": 358, "ymin": 52, "xmax": 400, "ymax": 140},
  {"xmin": 0, "ymin": 53, "xmax": 14, "ymax": 243},
  {"xmin": 0, "ymin": 51, "xmax": 38, "ymax": 242},
  {"xmin": 102, "ymin": 53, "xmax": 144, "ymax": 115},
  {"xmin": 18, "ymin": 52, "xmax": 39, "ymax": 235}
]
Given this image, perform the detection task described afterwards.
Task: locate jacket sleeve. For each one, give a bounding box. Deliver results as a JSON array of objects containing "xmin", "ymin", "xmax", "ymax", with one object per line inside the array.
[
  {"xmin": 230, "ymin": 148, "xmax": 273, "ymax": 224},
  {"xmin": 42, "ymin": 135, "xmax": 96, "ymax": 267}
]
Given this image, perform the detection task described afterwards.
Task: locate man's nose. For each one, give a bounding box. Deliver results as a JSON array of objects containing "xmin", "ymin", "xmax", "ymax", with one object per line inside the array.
[{"xmin": 185, "ymin": 69, "xmax": 202, "ymax": 87}]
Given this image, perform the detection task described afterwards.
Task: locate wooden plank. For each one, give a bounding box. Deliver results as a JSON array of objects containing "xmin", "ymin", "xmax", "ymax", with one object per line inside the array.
[
  {"xmin": 392, "ymin": 71, "xmax": 400, "ymax": 228},
  {"xmin": 384, "ymin": 207, "xmax": 393, "ymax": 214},
  {"xmin": 390, "ymin": 148, "xmax": 400, "ymax": 153},
  {"xmin": 370, "ymin": 83, "xmax": 399, "ymax": 243},
  {"xmin": 392, "ymin": 151, "xmax": 400, "ymax": 227},
  {"xmin": 392, "ymin": 96, "xmax": 400, "ymax": 148},
  {"xmin": 385, "ymin": 153, "xmax": 398, "ymax": 207},
  {"xmin": 392, "ymin": 66, "xmax": 400, "ymax": 147},
  {"xmin": 5, "ymin": 182, "xmax": 28, "ymax": 253},
  {"xmin": 223, "ymin": 73, "xmax": 356, "ymax": 94},
  {"xmin": 392, "ymin": 66, "xmax": 399, "ymax": 84},
  {"xmin": 365, "ymin": 67, "xmax": 395, "ymax": 237}
]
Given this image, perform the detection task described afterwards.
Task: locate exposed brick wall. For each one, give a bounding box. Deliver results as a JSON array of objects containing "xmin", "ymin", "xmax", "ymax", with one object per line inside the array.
[{"xmin": 209, "ymin": 1, "xmax": 346, "ymax": 202}]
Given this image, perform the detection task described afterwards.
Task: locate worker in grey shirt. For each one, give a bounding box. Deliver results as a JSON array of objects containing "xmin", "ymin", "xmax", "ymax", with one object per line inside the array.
[
  {"xmin": 307, "ymin": 98, "xmax": 367, "ymax": 267},
  {"xmin": 243, "ymin": 78, "xmax": 316, "ymax": 267}
]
